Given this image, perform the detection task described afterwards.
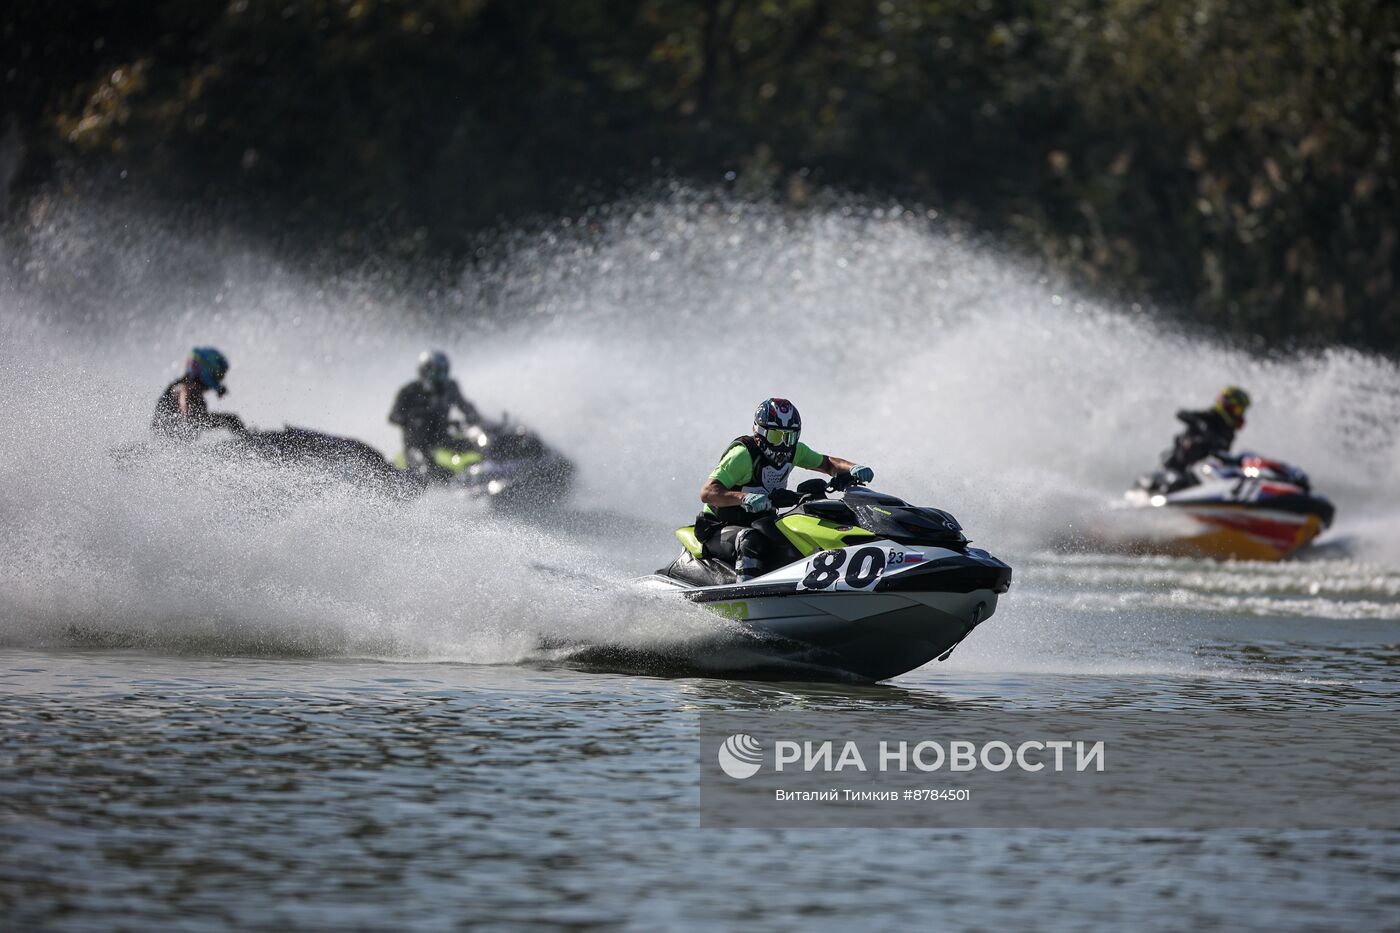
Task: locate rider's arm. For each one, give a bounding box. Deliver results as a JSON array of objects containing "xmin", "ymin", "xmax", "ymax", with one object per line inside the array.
[
  {"xmin": 176, "ymin": 382, "xmax": 214, "ymax": 426},
  {"xmin": 701, "ymin": 478, "xmax": 751, "ymax": 509},
  {"xmin": 388, "ymin": 385, "xmax": 409, "ymax": 426},
  {"xmin": 793, "ymin": 443, "xmax": 854, "ymax": 476},
  {"xmin": 700, "ymin": 445, "xmax": 755, "ymax": 507},
  {"xmin": 793, "ymin": 442, "xmax": 837, "ymax": 474},
  {"xmin": 796, "ymin": 441, "xmax": 856, "ymax": 476},
  {"xmin": 1176, "ymin": 410, "xmax": 1209, "ymax": 433},
  {"xmin": 818, "ymin": 455, "xmax": 858, "ymax": 475}
]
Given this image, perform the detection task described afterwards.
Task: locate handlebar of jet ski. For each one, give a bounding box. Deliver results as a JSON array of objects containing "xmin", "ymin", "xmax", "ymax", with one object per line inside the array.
[
  {"xmin": 776, "ymin": 473, "xmax": 866, "ymax": 514},
  {"xmin": 828, "ymin": 471, "xmax": 862, "ymax": 492}
]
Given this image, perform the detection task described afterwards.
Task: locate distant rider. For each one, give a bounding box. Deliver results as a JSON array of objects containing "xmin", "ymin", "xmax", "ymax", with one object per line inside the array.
[
  {"xmin": 696, "ymin": 398, "xmax": 873, "ymax": 582},
  {"xmin": 151, "ymin": 346, "xmax": 245, "ymax": 441},
  {"xmin": 389, "ymin": 350, "xmax": 482, "ymax": 477},
  {"xmin": 1163, "ymin": 386, "xmax": 1251, "ymax": 474}
]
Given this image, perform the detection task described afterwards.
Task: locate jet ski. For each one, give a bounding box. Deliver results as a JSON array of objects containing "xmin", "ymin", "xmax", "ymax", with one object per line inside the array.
[
  {"xmin": 400, "ymin": 418, "xmax": 574, "ymax": 508},
  {"xmin": 212, "ymin": 425, "xmax": 422, "ymax": 496},
  {"xmin": 113, "ymin": 424, "xmax": 422, "ymax": 496},
  {"xmin": 1112, "ymin": 452, "xmax": 1335, "ymax": 561},
  {"xmin": 638, "ymin": 476, "xmax": 1012, "ymax": 682}
]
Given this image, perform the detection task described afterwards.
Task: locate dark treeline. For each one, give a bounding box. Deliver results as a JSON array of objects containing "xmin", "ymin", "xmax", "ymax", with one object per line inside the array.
[{"xmin": 3, "ymin": 0, "xmax": 1397, "ymax": 350}]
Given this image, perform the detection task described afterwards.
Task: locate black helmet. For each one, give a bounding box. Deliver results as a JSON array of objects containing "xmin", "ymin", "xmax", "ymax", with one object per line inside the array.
[
  {"xmin": 753, "ymin": 398, "xmax": 801, "ymax": 465},
  {"xmin": 418, "ymin": 350, "xmax": 450, "ymax": 385}
]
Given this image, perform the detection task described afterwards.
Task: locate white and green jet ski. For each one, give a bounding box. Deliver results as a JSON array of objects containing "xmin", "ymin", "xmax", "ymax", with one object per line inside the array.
[{"xmin": 638, "ymin": 477, "xmax": 1012, "ymax": 682}]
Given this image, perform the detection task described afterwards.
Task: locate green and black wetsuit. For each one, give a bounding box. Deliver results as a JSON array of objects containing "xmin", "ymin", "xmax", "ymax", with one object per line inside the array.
[{"xmin": 696, "ymin": 435, "xmax": 825, "ymax": 578}]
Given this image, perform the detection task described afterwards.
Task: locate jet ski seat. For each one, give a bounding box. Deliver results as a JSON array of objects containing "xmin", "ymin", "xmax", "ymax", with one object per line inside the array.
[{"xmin": 675, "ymin": 526, "xmax": 703, "ymax": 558}]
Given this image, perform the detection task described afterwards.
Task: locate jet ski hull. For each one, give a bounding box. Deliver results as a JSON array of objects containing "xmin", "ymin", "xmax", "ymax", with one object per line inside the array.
[
  {"xmin": 641, "ymin": 544, "xmax": 1010, "ymax": 682},
  {"xmin": 113, "ymin": 426, "xmax": 422, "ymax": 498},
  {"xmin": 699, "ymin": 586, "xmax": 998, "ymax": 682},
  {"xmin": 455, "ymin": 453, "xmax": 575, "ymax": 508},
  {"xmin": 1109, "ymin": 499, "xmax": 1330, "ymax": 561}
]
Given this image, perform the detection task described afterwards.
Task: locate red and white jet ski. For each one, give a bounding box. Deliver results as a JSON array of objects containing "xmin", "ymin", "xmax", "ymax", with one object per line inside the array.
[{"xmin": 1107, "ymin": 453, "xmax": 1335, "ymax": 561}]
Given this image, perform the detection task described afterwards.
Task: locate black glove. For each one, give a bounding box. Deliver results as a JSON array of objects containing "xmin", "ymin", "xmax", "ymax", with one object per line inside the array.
[{"xmin": 769, "ymin": 488, "xmax": 801, "ymax": 508}]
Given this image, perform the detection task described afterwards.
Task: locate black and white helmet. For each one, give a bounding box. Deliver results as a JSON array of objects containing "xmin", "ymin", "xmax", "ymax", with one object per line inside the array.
[{"xmin": 753, "ymin": 397, "xmax": 801, "ymax": 465}]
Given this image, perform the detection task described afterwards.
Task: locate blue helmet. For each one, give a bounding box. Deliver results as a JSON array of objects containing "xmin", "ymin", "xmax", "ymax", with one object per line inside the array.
[
  {"xmin": 186, "ymin": 347, "xmax": 230, "ymax": 397},
  {"xmin": 753, "ymin": 398, "xmax": 801, "ymax": 465}
]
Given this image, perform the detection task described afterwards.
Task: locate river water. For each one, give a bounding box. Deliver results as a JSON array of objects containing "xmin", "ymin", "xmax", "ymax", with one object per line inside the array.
[
  {"xmin": 4, "ymin": 546, "xmax": 1397, "ymax": 929},
  {"xmin": 2, "ymin": 196, "xmax": 1398, "ymax": 928}
]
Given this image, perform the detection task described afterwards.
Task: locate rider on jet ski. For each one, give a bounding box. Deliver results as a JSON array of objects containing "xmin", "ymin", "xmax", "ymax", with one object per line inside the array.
[
  {"xmin": 1158, "ymin": 386, "xmax": 1250, "ymax": 485},
  {"xmin": 389, "ymin": 350, "xmax": 482, "ymax": 478},
  {"xmin": 696, "ymin": 398, "xmax": 874, "ymax": 582},
  {"xmin": 151, "ymin": 346, "xmax": 245, "ymax": 441}
]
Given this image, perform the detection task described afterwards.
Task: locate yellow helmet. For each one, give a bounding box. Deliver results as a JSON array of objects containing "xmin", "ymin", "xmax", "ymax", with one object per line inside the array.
[{"xmin": 1214, "ymin": 386, "xmax": 1251, "ymax": 427}]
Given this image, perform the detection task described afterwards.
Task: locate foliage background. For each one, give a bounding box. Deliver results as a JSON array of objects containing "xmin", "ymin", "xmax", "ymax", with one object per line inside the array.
[{"xmin": 2, "ymin": 0, "xmax": 1396, "ymax": 349}]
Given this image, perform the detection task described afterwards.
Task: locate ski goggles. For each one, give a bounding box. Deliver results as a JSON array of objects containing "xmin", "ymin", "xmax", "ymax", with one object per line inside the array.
[{"xmin": 761, "ymin": 428, "xmax": 799, "ymax": 446}]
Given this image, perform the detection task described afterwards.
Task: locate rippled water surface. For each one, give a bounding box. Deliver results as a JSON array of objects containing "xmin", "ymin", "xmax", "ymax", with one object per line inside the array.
[{"xmin": 4, "ymin": 546, "xmax": 1398, "ymax": 931}]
